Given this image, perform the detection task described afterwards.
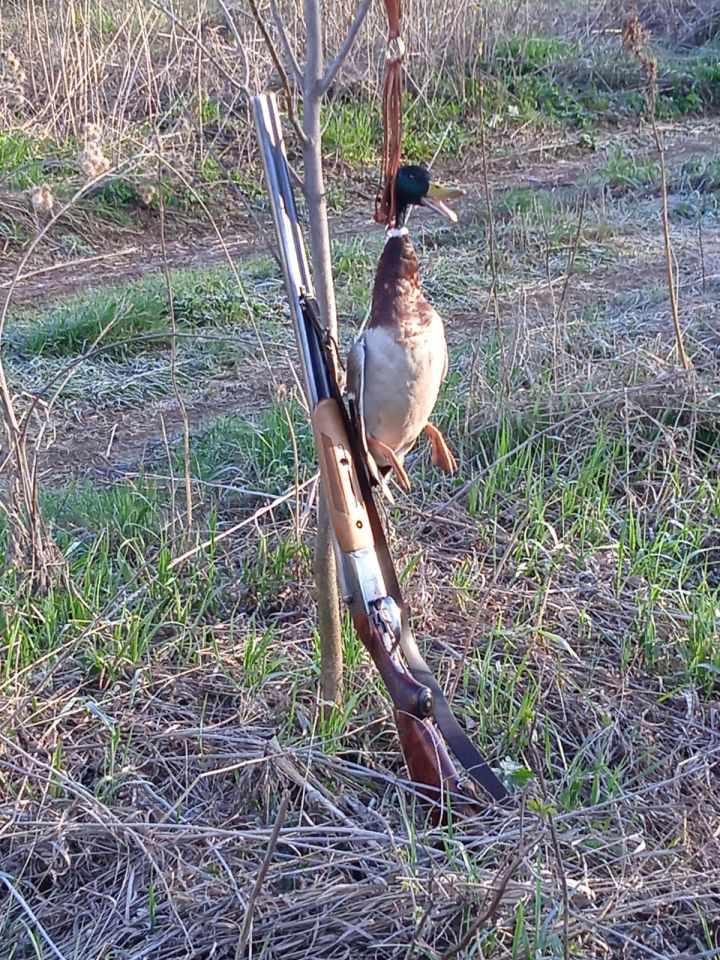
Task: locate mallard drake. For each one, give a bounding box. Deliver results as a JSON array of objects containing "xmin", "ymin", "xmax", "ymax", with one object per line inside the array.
[{"xmin": 347, "ymin": 165, "xmax": 463, "ymax": 494}]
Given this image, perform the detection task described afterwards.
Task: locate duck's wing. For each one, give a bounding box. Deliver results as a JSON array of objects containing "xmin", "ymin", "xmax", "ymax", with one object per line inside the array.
[
  {"xmin": 346, "ymin": 335, "xmax": 366, "ymax": 440},
  {"xmin": 346, "ymin": 334, "xmax": 396, "ymax": 504}
]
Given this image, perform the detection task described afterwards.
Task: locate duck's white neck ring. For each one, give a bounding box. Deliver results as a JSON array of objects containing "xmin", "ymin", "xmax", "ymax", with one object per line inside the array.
[{"xmin": 386, "ymin": 226, "xmax": 409, "ymax": 239}]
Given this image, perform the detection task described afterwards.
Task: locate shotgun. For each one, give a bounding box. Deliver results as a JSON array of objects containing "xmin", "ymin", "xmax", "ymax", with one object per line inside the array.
[{"xmin": 252, "ymin": 93, "xmax": 509, "ymax": 821}]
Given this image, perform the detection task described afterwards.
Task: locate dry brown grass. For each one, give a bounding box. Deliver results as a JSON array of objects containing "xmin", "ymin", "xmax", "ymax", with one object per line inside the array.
[
  {"xmin": 0, "ymin": 0, "xmax": 712, "ymax": 147},
  {"xmin": 1, "ymin": 602, "xmax": 718, "ymax": 957}
]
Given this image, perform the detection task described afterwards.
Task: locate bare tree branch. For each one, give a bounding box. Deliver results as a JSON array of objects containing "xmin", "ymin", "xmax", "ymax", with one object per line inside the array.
[
  {"xmin": 269, "ymin": 0, "xmax": 304, "ymax": 86},
  {"xmin": 216, "ymin": 0, "xmax": 250, "ymax": 91},
  {"xmin": 247, "ymin": 0, "xmax": 307, "ymax": 144},
  {"xmin": 319, "ymin": 0, "xmax": 372, "ymax": 95},
  {"xmin": 147, "ymin": 0, "xmax": 250, "ymax": 98}
]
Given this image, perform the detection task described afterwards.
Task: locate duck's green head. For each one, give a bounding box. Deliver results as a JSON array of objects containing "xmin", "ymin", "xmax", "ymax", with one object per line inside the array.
[{"xmin": 395, "ymin": 165, "xmax": 464, "ymax": 225}]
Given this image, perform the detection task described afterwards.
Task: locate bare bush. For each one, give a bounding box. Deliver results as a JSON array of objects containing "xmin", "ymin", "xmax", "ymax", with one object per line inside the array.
[{"xmin": 0, "ymin": 1, "xmax": 708, "ymax": 149}]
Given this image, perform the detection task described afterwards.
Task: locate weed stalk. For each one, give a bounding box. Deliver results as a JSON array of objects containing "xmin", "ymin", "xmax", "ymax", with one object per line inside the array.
[
  {"xmin": 622, "ymin": 11, "xmax": 692, "ymax": 372},
  {"xmin": 479, "ymin": 84, "xmax": 511, "ymax": 399},
  {"xmin": 157, "ymin": 152, "xmax": 194, "ymax": 536}
]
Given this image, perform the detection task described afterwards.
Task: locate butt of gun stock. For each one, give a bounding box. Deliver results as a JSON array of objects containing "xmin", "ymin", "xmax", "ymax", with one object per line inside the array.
[
  {"xmin": 353, "ymin": 610, "xmax": 481, "ymax": 823},
  {"xmin": 394, "ymin": 711, "xmax": 480, "ymax": 823}
]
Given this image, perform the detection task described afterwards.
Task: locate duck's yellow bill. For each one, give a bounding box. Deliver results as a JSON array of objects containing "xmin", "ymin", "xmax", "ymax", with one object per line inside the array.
[{"xmin": 421, "ymin": 182, "xmax": 465, "ymax": 222}]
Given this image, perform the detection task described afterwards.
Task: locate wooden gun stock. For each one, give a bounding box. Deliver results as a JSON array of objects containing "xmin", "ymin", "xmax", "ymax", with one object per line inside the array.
[{"xmin": 352, "ymin": 610, "xmax": 480, "ymax": 823}]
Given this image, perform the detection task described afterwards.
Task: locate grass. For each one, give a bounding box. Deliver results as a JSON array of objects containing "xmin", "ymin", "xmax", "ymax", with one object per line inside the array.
[
  {"xmin": 184, "ymin": 400, "xmax": 315, "ymax": 494},
  {"xmin": 322, "ymin": 37, "xmax": 720, "ymax": 167},
  {"xmin": 6, "ymin": 264, "xmax": 278, "ymax": 360},
  {"xmin": 600, "ymin": 145, "xmax": 661, "ymax": 191},
  {"xmin": 1, "ymin": 31, "xmax": 717, "ymax": 246},
  {"xmin": 2, "ymin": 260, "xmax": 292, "ymax": 412}
]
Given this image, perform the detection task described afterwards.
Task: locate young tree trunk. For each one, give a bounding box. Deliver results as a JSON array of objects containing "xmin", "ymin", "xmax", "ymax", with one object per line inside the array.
[
  {"xmin": 302, "ymin": 2, "xmax": 337, "ymax": 336},
  {"xmin": 303, "ymin": 0, "xmax": 343, "ymax": 709},
  {"xmin": 247, "ymin": 0, "xmax": 370, "ymax": 710},
  {"xmin": 313, "ymin": 493, "xmax": 344, "ymax": 709}
]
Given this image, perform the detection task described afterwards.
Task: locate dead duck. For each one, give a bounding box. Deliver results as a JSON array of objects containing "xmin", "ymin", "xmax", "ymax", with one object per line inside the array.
[{"xmin": 347, "ymin": 164, "xmax": 463, "ymax": 494}]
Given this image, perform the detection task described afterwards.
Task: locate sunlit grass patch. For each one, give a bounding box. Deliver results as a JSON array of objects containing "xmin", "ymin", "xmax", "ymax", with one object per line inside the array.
[
  {"xmin": 7, "ymin": 264, "xmax": 278, "ymax": 360},
  {"xmin": 182, "ymin": 398, "xmax": 315, "ymax": 495}
]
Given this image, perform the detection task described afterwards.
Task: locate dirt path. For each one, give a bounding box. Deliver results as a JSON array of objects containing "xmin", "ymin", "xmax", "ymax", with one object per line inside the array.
[
  {"xmin": 9, "ymin": 121, "xmax": 719, "ymax": 485},
  {"xmin": 3, "ymin": 229, "xmax": 263, "ymax": 313},
  {"xmin": 6, "ymin": 122, "xmax": 716, "ymax": 313},
  {"xmin": 37, "ymin": 383, "xmax": 241, "ymax": 483},
  {"xmin": 33, "ymin": 350, "xmax": 300, "ymax": 483}
]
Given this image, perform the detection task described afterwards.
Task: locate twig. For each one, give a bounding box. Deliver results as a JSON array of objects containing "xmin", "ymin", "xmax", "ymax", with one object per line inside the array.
[
  {"xmin": 555, "ymin": 190, "xmax": 587, "ymax": 320},
  {"xmin": 440, "ymin": 845, "xmax": 527, "ymax": 959},
  {"xmin": 652, "ymin": 116, "xmax": 692, "ymax": 371},
  {"xmin": 0, "ymin": 164, "xmax": 132, "ymax": 593},
  {"xmin": 432, "ymin": 370, "xmax": 691, "ymax": 515},
  {"xmin": 168, "ymin": 475, "xmax": 318, "ymax": 570},
  {"xmin": 529, "ymin": 739, "xmax": 569, "ymax": 960},
  {"xmin": 319, "ymin": 0, "xmax": 372, "ymax": 95},
  {"xmin": 567, "ymin": 910, "xmax": 671, "ymax": 960},
  {"xmin": 235, "ymin": 792, "xmax": 290, "ymax": 959},
  {"xmin": 6, "ymin": 474, "xmax": 317, "ymax": 730},
  {"xmin": 447, "ymin": 598, "xmax": 485, "ymax": 705},
  {"xmin": 621, "ymin": 12, "xmax": 692, "ymax": 372},
  {"xmin": 478, "ymin": 86, "xmax": 510, "ymax": 399},
  {"xmin": 269, "ymin": 0, "xmax": 304, "ymax": 85},
  {"xmin": 182, "ymin": 111, "xmax": 284, "ymax": 268},
  {"xmin": 147, "ymin": 0, "xmax": 250, "ymax": 98},
  {"xmin": 248, "ymin": 0, "xmax": 306, "ymax": 144},
  {"xmin": 0, "ymin": 873, "xmax": 69, "ymax": 960},
  {"xmin": 0, "ymin": 247, "xmax": 138, "ymax": 291},
  {"xmin": 157, "ymin": 153, "xmax": 193, "ymax": 534},
  {"xmin": 216, "ymin": 0, "xmax": 251, "ymax": 91}
]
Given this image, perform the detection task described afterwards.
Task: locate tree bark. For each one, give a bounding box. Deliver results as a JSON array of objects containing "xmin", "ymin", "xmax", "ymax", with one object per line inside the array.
[
  {"xmin": 302, "ymin": 0, "xmax": 338, "ymax": 338},
  {"xmin": 303, "ymin": 0, "xmax": 343, "ymax": 708},
  {"xmin": 313, "ymin": 494, "xmax": 344, "ymax": 709}
]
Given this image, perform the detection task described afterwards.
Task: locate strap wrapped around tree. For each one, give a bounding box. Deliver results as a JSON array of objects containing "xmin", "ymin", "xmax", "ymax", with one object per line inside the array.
[{"xmin": 374, "ymin": 0, "xmax": 404, "ymax": 228}]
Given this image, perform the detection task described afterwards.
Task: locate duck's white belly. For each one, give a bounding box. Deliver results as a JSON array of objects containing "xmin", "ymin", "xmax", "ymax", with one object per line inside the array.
[{"xmin": 357, "ymin": 320, "xmax": 448, "ymax": 463}]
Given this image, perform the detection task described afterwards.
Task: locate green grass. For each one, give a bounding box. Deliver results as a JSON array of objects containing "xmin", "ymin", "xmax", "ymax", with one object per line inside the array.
[
  {"xmin": 7, "ymin": 265, "xmax": 276, "ymax": 360},
  {"xmin": 0, "ymin": 130, "xmax": 77, "ymax": 190},
  {"xmin": 0, "ymin": 397, "xmax": 321, "ymax": 680},
  {"xmin": 2, "ymin": 259, "xmax": 292, "ymax": 409},
  {"xmin": 600, "ymin": 145, "xmax": 661, "ymax": 191},
  {"xmin": 437, "ymin": 373, "xmax": 720, "ymax": 694},
  {"xmin": 320, "ymin": 38, "xmax": 720, "ymax": 168},
  {"xmin": 183, "ymin": 399, "xmax": 315, "ymax": 494},
  {"xmin": 487, "ymin": 36, "xmax": 720, "ymax": 127}
]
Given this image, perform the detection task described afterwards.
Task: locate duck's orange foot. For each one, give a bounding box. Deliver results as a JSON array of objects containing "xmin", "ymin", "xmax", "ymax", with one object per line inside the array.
[
  {"xmin": 425, "ymin": 423, "xmax": 457, "ymax": 475},
  {"xmin": 367, "ymin": 434, "xmax": 411, "ymax": 492}
]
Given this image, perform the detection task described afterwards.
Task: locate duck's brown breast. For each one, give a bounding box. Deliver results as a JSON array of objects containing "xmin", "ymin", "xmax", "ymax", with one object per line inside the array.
[{"xmin": 371, "ymin": 235, "xmax": 436, "ymax": 336}]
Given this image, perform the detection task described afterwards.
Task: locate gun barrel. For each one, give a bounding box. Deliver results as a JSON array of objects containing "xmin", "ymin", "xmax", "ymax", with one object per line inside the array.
[{"xmin": 252, "ymin": 94, "xmax": 329, "ymax": 410}]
